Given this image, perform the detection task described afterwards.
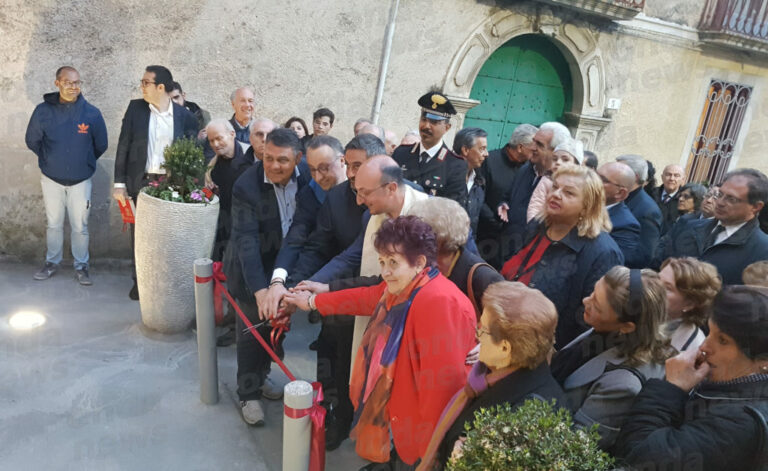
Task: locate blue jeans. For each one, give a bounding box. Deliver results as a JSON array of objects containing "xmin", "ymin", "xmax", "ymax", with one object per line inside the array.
[{"xmin": 40, "ymin": 174, "xmax": 92, "ymax": 269}]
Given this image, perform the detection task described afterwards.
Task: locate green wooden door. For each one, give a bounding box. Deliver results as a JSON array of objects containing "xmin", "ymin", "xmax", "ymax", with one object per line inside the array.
[{"xmin": 464, "ymin": 34, "xmax": 573, "ymax": 149}]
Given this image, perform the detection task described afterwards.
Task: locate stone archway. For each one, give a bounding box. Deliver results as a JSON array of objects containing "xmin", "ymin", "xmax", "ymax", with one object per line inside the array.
[{"xmin": 442, "ymin": 7, "xmax": 611, "ymax": 150}]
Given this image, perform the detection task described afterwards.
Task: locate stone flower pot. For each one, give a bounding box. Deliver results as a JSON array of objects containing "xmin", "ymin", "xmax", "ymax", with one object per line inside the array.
[{"xmin": 135, "ymin": 192, "xmax": 219, "ymax": 334}]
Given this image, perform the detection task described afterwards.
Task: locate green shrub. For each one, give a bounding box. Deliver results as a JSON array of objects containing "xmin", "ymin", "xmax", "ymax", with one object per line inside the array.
[
  {"xmin": 447, "ymin": 399, "xmax": 614, "ymax": 471},
  {"xmin": 141, "ymin": 137, "xmax": 212, "ymax": 204}
]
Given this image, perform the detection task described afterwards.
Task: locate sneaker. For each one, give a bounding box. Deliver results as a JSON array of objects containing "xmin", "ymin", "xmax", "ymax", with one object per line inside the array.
[
  {"xmin": 240, "ymin": 400, "xmax": 265, "ymax": 426},
  {"xmin": 75, "ymin": 268, "xmax": 92, "ymax": 286},
  {"xmin": 33, "ymin": 262, "xmax": 58, "ymax": 280},
  {"xmin": 129, "ymin": 281, "xmax": 139, "ymax": 301},
  {"xmin": 261, "ymin": 377, "xmax": 284, "ymax": 400}
]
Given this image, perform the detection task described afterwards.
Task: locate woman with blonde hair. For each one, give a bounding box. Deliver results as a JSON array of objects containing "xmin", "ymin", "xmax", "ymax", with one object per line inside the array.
[
  {"xmin": 659, "ymin": 257, "xmax": 721, "ymax": 352},
  {"xmin": 501, "ymin": 164, "xmax": 623, "ymax": 347},
  {"xmin": 550, "ymin": 266, "xmax": 672, "ymax": 450}
]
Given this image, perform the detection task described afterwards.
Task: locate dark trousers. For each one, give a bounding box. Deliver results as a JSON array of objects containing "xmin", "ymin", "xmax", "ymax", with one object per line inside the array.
[
  {"xmin": 235, "ymin": 298, "xmax": 277, "ymax": 401},
  {"xmin": 317, "ymin": 316, "xmax": 355, "ymax": 430}
]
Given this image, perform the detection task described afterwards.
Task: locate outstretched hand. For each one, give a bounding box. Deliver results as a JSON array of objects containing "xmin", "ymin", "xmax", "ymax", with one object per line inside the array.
[
  {"xmin": 665, "ymin": 347, "xmax": 710, "ymax": 392},
  {"xmin": 294, "ymin": 280, "xmax": 330, "ymax": 294},
  {"xmin": 283, "ymin": 290, "xmax": 313, "ymax": 312},
  {"xmin": 259, "ymin": 283, "xmax": 289, "ymax": 320},
  {"xmin": 497, "ymin": 203, "xmax": 509, "ymax": 223}
]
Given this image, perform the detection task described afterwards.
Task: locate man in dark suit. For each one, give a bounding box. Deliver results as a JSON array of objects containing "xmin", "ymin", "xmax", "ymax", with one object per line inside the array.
[
  {"xmin": 272, "ymin": 134, "xmax": 384, "ymax": 450},
  {"xmin": 598, "ymin": 162, "xmax": 641, "ymax": 266},
  {"xmin": 223, "ymin": 128, "xmax": 310, "ymax": 426},
  {"xmin": 392, "ymin": 91, "xmax": 468, "ymax": 206},
  {"xmin": 112, "ymin": 65, "xmax": 199, "ymax": 299},
  {"xmin": 497, "ymin": 122, "xmax": 571, "ymax": 265},
  {"xmin": 655, "ymin": 169, "xmax": 768, "ymax": 284},
  {"xmin": 653, "ymin": 164, "xmax": 685, "ymax": 235},
  {"xmin": 616, "ymin": 155, "xmax": 662, "ymax": 268}
]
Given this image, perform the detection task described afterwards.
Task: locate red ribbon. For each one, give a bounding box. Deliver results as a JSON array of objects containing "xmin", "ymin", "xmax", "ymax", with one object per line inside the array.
[
  {"xmin": 196, "ymin": 265, "xmax": 324, "ymax": 469},
  {"xmin": 194, "ymin": 261, "xmax": 228, "ymax": 325},
  {"xmin": 282, "ymin": 382, "xmax": 326, "ymax": 470}
]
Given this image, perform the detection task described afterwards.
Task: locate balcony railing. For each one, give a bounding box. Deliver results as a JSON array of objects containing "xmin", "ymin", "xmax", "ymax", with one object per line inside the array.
[
  {"xmin": 534, "ymin": 0, "xmax": 645, "ymax": 21},
  {"xmin": 699, "ymin": 0, "xmax": 768, "ymax": 54}
]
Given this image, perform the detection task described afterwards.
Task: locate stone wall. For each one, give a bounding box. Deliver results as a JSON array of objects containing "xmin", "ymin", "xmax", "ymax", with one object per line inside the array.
[{"xmin": 1, "ymin": 0, "xmax": 767, "ymax": 262}]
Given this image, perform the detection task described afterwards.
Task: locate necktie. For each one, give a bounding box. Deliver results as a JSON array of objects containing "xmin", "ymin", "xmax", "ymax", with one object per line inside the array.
[
  {"xmin": 419, "ymin": 152, "xmax": 430, "ymax": 166},
  {"xmin": 532, "ymin": 175, "xmax": 541, "ymax": 189},
  {"xmin": 705, "ymin": 224, "xmax": 725, "ymax": 249},
  {"xmin": 662, "ymin": 194, "xmax": 670, "ymax": 204}
]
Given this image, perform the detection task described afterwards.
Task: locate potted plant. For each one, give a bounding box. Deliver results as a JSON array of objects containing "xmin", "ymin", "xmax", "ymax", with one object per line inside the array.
[
  {"xmin": 135, "ymin": 137, "xmax": 219, "ymax": 334},
  {"xmin": 447, "ymin": 399, "xmax": 614, "ymax": 471}
]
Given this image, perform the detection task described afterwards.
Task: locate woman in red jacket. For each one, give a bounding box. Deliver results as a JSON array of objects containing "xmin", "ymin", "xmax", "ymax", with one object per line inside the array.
[{"xmin": 284, "ymin": 216, "xmax": 477, "ymax": 470}]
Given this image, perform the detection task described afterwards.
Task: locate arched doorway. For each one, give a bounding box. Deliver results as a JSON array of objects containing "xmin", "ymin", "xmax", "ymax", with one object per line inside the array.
[{"xmin": 463, "ymin": 34, "xmax": 573, "ymax": 149}]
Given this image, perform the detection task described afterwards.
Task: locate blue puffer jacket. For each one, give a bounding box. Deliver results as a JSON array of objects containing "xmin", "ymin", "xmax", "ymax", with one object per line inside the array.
[{"xmin": 25, "ymin": 92, "xmax": 108, "ymax": 185}]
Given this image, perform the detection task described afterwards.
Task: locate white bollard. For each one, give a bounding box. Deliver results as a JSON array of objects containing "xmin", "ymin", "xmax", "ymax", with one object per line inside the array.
[
  {"xmin": 193, "ymin": 258, "xmax": 218, "ymax": 405},
  {"xmin": 283, "ymin": 380, "xmax": 314, "ymax": 471}
]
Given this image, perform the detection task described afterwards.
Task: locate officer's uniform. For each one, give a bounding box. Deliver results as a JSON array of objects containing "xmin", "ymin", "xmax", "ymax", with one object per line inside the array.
[{"xmin": 392, "ymin": 92, "xmax": 468, "ymax": 207}]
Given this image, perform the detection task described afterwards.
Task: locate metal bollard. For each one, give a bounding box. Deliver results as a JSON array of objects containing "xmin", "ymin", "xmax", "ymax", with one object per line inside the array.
[
  {"xmin": 283, "ymin": 380, "xmax": 313, "ymax": 471},
  {"xmin": 194, "ymin": 258, "xmax": 218, "ymax": 404}
]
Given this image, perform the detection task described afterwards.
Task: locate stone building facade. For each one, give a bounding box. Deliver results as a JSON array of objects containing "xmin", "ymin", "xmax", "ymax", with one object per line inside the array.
[{"xmin": 1, "ymin": 0, "xmax": 767, "ymax": 261}]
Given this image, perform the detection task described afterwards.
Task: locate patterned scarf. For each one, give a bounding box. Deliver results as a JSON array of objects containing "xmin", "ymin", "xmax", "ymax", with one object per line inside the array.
[
  {"xmin": 416, "ymin": 362, "xmax": 517, "ymax": 471},
  {"xmin": 349, "ymin": 267, "xmax": 438, "ymax": 463}
]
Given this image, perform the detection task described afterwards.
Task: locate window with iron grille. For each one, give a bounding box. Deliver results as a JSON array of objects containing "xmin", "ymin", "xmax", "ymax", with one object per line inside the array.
[{"xmin": 686, "ymin": 79, "xmax": 752, "ymax": 184}]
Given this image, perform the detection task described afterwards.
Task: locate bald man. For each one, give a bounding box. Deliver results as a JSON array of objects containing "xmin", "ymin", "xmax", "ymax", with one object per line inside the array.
[
  {"xmin": 598, "ymin": 162, "xmax": 642, "ymax": 266},
  {"xmin": 655, "ymin": 164, "xmax": 686, "ymax": 234},
  {"xmin": 206, "ymin": 118, "xmax": 254, "ymax": 260}
]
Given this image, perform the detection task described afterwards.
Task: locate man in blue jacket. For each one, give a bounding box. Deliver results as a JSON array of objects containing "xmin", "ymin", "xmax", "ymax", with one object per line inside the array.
[
  {"xmin": 598, "ymin": 162, "xmax": 642, "ymax": 265},
  {"xmin": 25, "ymin": 66, "xmax": 108, "ymax": 285},
  {"xmin": 616, "ymin": 154, "xmax": 662, "ymax": 268}
]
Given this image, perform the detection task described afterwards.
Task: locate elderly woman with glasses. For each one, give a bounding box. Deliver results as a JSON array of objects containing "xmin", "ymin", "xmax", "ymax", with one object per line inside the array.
[
  {"xmin": 676, "ymin": 183, "xmax": 708, "ymax": 218},
  {"xmin": 615, "ymin": 285, "xmax": 768, "ymax": 470},
  {"xmin": 284, "ymin": 216, "xmax": 476, "ymax": 470},
  {"xmin": 416, "ymin": 281, "xmax": 565, "ymax": 470}
]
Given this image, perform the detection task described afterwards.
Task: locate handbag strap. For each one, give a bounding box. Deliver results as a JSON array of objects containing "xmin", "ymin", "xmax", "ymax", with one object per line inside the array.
[{"xmin": 467, "ymin": 262, "xmax": 493, "ymax": 319}]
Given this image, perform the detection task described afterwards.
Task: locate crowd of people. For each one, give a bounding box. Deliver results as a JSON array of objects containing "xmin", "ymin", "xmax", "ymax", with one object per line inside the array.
[{"xmin": 26, "ymin": 64, "xmax": 768, "ymax": 470}]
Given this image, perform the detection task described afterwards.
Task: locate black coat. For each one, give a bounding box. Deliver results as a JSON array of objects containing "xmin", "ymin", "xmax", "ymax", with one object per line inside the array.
[
  {"xmin": 114, "ymin": 99, "xmax": 199, "ymax": 196},
  {"xmin": 624, "ymin": 187, "xmax": 662, "ymax": 268},
  {"xmin": 614, "ymin": 377, "xmax": 768, "ymax": 471},
  {"xmin": 477, "ymin": 146, "xmax": 526, "ymax": 234},
  {"xmin": 608, "ymin": 202, "xmax": 641, "ymax": 266},
  {"xmin": 290, "ymin": 180, "xmax": 366, "ymax": 284},
  {"xmin": 222, "ymin": 164, "xmax": 310, "ymax": 301},
  {"xmin": 466, "ymin": 174, "xmax": 485, "ymax": 237},
  {"xmin": 655, "ymin": 217, "xmax": 768, "ymax": 284},
  {"xmin": 514, "ymin": 222, "xmax": 624, "ymax": 348},
  {"xmin": 392, "ymin": 142, "xmax": 468, "ymax": 207},
  {"xmin": 209, "ymin": 144, "xmax": 254, "ymax": 260},
  {"xmin": 652, "ymin": 185, "xmax": 681, "ymax": 235},
  {"xmin": 499, "ymin": 161, "xmax": 538, "ymax": 260},
  {"xmin": 437, "ymin": 363, "xmax": 566, "ymax": 468}
]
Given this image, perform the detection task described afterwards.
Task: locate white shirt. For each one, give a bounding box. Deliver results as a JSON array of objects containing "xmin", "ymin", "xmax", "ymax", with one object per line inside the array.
[
  {"xmin": 714, "ymin": 221, "xmax": 748, "ymax": 245},
  {"xmin": 466, "ymin": 169, "xmax": 476, "ymax": 192},
  {"xmin": 145, "ymin": 102, "xmax": 174, "ymax": 174},
  {"xmin": 418, "ymin": 140, "xmax": 444, "ymax": 165}
]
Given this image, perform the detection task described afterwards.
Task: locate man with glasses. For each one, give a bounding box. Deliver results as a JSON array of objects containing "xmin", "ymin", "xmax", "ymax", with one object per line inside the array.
[
  {"xmin": 112, "ymin": 65, "xmax": 198, "ymax": 300},
  {"xmin": 26, "ymin": 66, "xmax": 108, "ymax": 285},
  {"xmin": 392, "ymin": 92, "xmax": 468, "ymax": 206},
  {"xmin": 597, "ymin": 162, "xmax": 641, "ymax": 266},
  {"xmin": 655, "ymin": 169, "xmax": 768, "ymax": 283}
]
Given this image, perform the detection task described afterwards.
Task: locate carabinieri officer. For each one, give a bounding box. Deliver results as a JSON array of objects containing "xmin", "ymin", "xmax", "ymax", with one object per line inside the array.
[{"xmin": 393, "ymin": 91, "xmax": 468, "ymax": 207}]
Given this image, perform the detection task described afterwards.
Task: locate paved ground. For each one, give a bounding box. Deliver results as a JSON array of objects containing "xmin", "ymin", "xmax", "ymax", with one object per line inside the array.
[{"xmin": 0, "ymin": 262, "xmax": 366, "ymax": 471}]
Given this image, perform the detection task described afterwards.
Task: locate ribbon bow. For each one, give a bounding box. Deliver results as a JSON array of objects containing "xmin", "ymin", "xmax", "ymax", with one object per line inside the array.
[{"xmin": 284, "ymin": 382, "xmax": 326, "ymax": 471}]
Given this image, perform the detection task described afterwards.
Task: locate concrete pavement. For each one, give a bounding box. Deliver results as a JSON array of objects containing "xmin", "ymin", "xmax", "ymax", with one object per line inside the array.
[{"xmin": 0, "ymin": 262, "xmax": 366, "ymax": 471}]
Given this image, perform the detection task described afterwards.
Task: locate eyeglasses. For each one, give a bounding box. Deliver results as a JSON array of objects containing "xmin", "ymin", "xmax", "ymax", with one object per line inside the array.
[
  {"xmin": 308, "ymin": 163, "xmax": 334, "ymax": 176},
  {"xmin": 356, "ymin": 183, "xmax": 389, "ymax": 200},
  {"xmin": 140, "ymin": 79, "xmax": 156, "ymax": 87},
  {"xmin": 475, "ymin": 325, "xmax": 491, "ymax": 338},
  {"xmin": 705, "ymin": 190, "xmax": 721, "ymax": 200},
  {"xmin": 59, "ymin": 80, "xmax": 82, "ymax": 88},
  {"xmin": 715, "ymin": 192, "xmax": 746, "ymax": 205}
]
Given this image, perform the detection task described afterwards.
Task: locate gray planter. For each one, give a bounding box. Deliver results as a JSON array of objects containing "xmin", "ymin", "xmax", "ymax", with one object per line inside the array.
[{"xmin": 135, "ymin": 192, "xmax": 219, "ymax": 334}]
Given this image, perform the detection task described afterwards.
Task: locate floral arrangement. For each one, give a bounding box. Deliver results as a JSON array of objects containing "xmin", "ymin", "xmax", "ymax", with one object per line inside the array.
[
  {"xmin": 142, "ymin": 137, "xmax": 213, "ymax": 204},
  {"xmin": 447, "ymin": 399, "xmax": 614, "ymax": 471}
]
